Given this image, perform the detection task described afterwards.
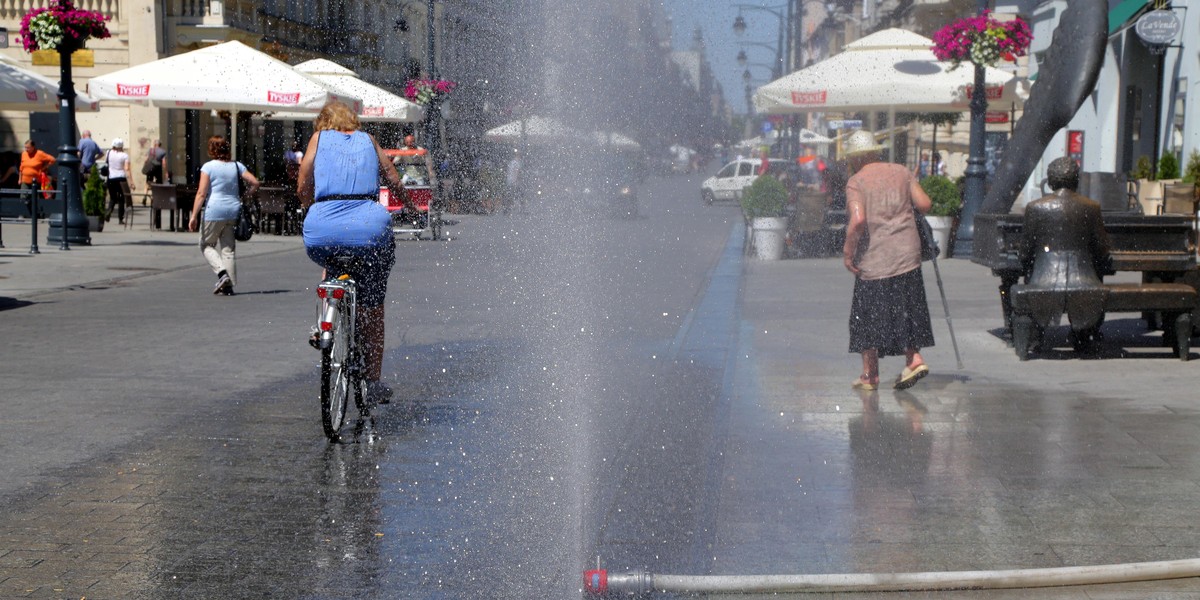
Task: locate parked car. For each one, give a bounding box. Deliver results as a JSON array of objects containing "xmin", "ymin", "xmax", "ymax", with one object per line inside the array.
[{"xmin": 701, "ymin": 158, "xmax": 791, "ymax": 205}]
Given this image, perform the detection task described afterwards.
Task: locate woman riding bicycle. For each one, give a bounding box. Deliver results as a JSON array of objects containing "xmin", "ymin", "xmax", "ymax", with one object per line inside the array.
[{"xmin": 298, "ymin": 100, "xmax": 405, "ymax": 405}]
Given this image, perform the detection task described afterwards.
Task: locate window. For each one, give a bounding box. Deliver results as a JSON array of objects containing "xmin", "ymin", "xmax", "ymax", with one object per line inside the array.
[
  {"xmin": 716, "ymin": 163, "xmax": 736, "ymax": 178},
  {"xmin": 738, "ymin": 162, "xmax": 754, "ymax": 176}
]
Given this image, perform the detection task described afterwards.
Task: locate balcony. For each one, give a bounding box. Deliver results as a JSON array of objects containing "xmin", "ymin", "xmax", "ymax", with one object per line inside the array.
[{"xmin": 0, "ymin": 0, "xmax": 119, "ymax": 25}]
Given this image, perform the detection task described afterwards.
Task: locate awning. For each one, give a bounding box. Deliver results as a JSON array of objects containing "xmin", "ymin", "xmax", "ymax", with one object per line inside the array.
[{"xmin": 1108, "ymin": 0, "xmax": 1150, "ymax": 35}]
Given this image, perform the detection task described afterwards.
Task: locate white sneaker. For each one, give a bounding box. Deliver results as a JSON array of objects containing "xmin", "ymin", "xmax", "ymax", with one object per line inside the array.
[{"xmin": 213, "ymin": 273, "xmax": 232, "ymax": 295}]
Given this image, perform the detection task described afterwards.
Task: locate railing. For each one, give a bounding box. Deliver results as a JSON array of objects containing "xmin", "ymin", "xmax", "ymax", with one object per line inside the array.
[{"xmin": 0, "ymin": 0, "xmax": 119, "ymax": 22}]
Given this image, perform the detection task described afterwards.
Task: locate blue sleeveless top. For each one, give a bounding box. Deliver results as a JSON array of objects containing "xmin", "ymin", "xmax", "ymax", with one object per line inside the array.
[{"xmin": 303, "ymin": 130, "xmax": 391, "ymax": 248}]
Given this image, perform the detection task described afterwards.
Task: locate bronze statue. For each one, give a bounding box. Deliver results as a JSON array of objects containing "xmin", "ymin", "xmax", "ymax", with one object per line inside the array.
[
  {"xmin": 1014, "ymin": 157, "xmax": 1111, "ymax": 349},
  {"xmin": 980, "ymin": 0, "xmax": 1108, "ymax": 216}
]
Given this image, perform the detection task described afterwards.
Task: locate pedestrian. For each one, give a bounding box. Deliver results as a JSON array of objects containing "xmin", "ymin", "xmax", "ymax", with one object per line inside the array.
[
  {"xmin": 931, "ymin": 152, "xmax": 947, "ymax": 177},
  {"xmin": 102, "ymin": 138, "xmax": 132, "ymax": 224},
  {"xmin": 915, "ymin": 151, "xmax": 930, "ymax": 179},
  {"xmin": 841, "ymin": 130, "xmax": 935, "ymax": 391},
  {"xmin": 78, "ymin": 130, "xmax": 101, "ymax": 176},
  {"xmin": 19, "ymin": 140, "xmax": 55, "ymax": 208},
  {"xmin": 297, "ymin": 100, "xmax": 405, "ymax": 405},
  {"xmin": 284, "ymin": 140, "xmax": 303, "ymax": 185},
  {"xmin": 143, "ymin": 139, "xmax": 168, "ymax": 185},
  {"xmin": 188, "ymin": 135, "xmax": 259, "ymax": 296},
  {"xmin": 505, "ymin": 149, "xmax": 523, "ymax": 214}
]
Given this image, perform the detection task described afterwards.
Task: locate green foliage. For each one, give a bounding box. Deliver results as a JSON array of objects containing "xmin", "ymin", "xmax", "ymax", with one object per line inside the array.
[
  {"xmin": 1183, "ymin": 150, "xmax": 1200, "ymax": 184},
  {"xmin": 740, "ymin": 173, "xmax": 788, "ymax": 218},
  {"xmin": 920, "ymin": 174, "xmax": 962, "ymax": 216},
  {"xmin": 1129, "ymin": 155, "xmax": 1155, "ymax": 181},
  {"xmin": 82, "ymin": 165, "xmax": 105, "ymax": 216},
  {"xmin": 1158, "ymin": 152, "xmax": 1181, "ymax": 180}
]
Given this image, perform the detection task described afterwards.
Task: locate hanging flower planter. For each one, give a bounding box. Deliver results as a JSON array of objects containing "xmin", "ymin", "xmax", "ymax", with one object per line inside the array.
[
  {"xmin": 404, "ymin": 79, "xmax": 456, "ymax": 106},
  {"xmin": 18, "ymin": 0, "xmax": 110, "ymax": 53},
  {"xmin": 932, "ymin": 11, "xmax": 1032, "ymax": 70}
]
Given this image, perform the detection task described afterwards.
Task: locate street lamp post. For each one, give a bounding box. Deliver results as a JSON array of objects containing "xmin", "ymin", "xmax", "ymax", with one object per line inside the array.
[
  {"xmin": 954, "ymin": 0, "xmax": 992, "ymax": 256},
  {"xmin": 423, "ymin": 0, "xmax": 440, "ymax": 163},
  {"xmin": 47, "ymin": 39, "xmax": 87, "ymax": 247}
]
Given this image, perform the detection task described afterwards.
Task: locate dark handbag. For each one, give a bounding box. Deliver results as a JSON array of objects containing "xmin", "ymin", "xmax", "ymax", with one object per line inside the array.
[
  {"xmin": 99, "ymin": 151, "xmax": 109, "ymax": 178},
  {"xmin": 140, "ymin": 155, "xmax": 156, "ymax": 176},
  {"xmin": 915, "ymin": 209, "xmax": 938, "ymax": 261},
  {"xmin": 233, "ymin": 163, "xmax": 253, "ymax": 242}
]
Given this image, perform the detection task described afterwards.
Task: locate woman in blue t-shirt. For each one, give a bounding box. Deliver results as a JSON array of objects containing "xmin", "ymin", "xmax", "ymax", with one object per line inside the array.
[
  {"xmin": 189, "ymin": 135, "xmax": 259, "ymax": 295},
  {"xmin": 298, "ymin": 101, "xmax": 405, "ymax": 405}
]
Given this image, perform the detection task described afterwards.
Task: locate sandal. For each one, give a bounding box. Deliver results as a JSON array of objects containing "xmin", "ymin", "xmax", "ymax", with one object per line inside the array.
[
  {"xmin": 851, "ymin": 376, "xmax": 877, "ymax": 391},
  {"xmin": 894, "ymin": 364, "xmax": 929, "ymax": 389}
]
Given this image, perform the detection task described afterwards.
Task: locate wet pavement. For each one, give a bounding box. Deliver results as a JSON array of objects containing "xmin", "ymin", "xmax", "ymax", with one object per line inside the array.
[{"xmin": 3, "ymin": 177, "xmax": 1200, "ymax": 598}]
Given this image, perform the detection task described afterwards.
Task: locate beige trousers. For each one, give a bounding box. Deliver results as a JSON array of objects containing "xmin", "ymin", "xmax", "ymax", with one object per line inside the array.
[{"xmin": 199, "ymin": 219, "xmax": 236, "ymax": 284}]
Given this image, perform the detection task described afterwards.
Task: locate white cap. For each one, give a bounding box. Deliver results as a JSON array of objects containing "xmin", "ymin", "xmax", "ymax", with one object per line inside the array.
[{"xmin": 111, "ymin": 138, "xmax": 124, "ymax": 148}]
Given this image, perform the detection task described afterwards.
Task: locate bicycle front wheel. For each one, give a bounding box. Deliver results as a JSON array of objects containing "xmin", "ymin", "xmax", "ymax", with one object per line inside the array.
[{"xmin": 320, "ymin": 305, "xmax": 353, "ymax": 441}]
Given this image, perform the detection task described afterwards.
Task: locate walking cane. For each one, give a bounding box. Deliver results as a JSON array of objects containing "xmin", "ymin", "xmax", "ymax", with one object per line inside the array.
[{"xmin": 929, "ymin": 251, "xmax": 964, "ymax": 369}]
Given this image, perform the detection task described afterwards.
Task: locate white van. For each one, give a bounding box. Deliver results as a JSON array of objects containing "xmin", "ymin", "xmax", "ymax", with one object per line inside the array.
[{"xmin": 701, "ymin": 158, "xmax": 790, "ymax": 205}]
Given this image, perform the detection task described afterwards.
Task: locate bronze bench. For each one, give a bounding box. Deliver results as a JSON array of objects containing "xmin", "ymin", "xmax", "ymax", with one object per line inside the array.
[{"xmin": 1011, "ymin": 282, "xmax": 1196, "ymax": 360}]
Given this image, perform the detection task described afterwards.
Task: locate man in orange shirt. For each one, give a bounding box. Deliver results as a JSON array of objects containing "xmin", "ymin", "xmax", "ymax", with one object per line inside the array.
[{"xmin": 19, "ymin": 140, "xmax": 55, "ymax": 207}]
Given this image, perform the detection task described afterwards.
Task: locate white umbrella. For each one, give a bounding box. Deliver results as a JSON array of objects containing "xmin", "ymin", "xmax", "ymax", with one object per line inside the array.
[
  {"xmin": 594, "ymin": 130, "xmax": 641, "ymax": 151},
  {"xmin": 88, "ymin": 41, "xmax": 361, "ymax": 157},
  {"xmin": 264, "ymin": 58, "xmax": 423, "ymax": 123},
  {"xmin": 484, "ymin": 116, "xmax": 578, "ymax": 144},
  {"xmin": 798, "ymin": 128, "xmax": 832, "ymax": 145},
  {"xmin": 754, "ymin": 29, "xmax": 1027, "ymax": 115},
  {"xmin": 0, "ymin": 54, "xmax": 98, "ymax": 112}
]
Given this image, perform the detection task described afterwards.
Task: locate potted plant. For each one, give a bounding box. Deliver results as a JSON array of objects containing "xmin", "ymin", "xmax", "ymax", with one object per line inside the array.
[
  {"xmin": 920, "ymin": 174, "xmax": 961, "ymax": 258},
  {"xmin": 82, "ymin": 164, "xmax": 105, "ymax": 231},
  {"xmin": 740, "ymin": 173, "xmax": 788, "ymax": 260},
  {"xmin": 1129, "ymin": 155, "xmax": 1161, "ymax": 214},
  {"xmin": 1183, "ymin": 150, "xmax": 1200, "ymax": 185},
  {"xmin": 1158, "ymin": 152, "xmax": 1181, "ymax": 182}
]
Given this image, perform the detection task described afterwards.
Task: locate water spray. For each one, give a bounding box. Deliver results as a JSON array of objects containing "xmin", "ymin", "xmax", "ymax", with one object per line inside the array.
[{"xmin": 584, "ymin": 558, "xmax": 1200, "ymax": 596}]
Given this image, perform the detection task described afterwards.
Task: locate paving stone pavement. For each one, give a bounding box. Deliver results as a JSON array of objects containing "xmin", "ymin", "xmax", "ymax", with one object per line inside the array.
[{"xmin": 5, "ymin": 211, "xmax": 1200, "ymax": 598}]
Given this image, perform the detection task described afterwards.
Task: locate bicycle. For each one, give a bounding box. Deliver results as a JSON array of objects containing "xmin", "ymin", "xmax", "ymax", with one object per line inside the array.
[{"xmin": 312, "ymin": 256, "xmax": 369, "ymax": 441}]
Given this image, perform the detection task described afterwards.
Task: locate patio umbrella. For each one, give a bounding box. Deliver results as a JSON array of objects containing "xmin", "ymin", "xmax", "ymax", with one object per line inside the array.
[
  {"xmin": 754, "ymin": 29, "xmax": 1026, "ymax": 114},
  {"xmin": 0, "ymin": 54, "xmax": 98, "ymax": 112},
  {"xmin": 265, "ymin": 58, "xmax": 424, "ymax": 123},
  {"xmin": 88, "ymin": 41, "xmax": 361, "ymax": 157},
  {"xmin": 798, "ymin": 128, "xmax": 832, "ymax": 145},
  {"xmin": 483, "ymin": 116, "xmax": 579, "ymax": 145},
  {"xmin": 753, "ymin": 29, "xmax": 1028, "ymax": 156}
]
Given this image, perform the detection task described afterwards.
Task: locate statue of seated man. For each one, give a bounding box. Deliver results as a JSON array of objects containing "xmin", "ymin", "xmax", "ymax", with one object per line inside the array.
[{"xmin": 1016, "ymin": 157, "xmax": 1112, "ymax": 348}]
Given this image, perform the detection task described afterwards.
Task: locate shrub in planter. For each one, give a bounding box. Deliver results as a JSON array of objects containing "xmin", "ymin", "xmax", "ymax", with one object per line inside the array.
[
  {"xmin": 1130, "ymin": 156, "xmax": 1155, "ymax": 181},
  {"xmin": 740, "ymin": 174, "xmax": 787, "ymax": 219},
  {"xmin": 1183, "ymin": 150, "xmax": 1200, "ymax": 185},
  {"xmin": 1158, "ymin": 152, "xmax": 1181, "ymax": 181},
  {"xmin": 83, "ymin": 165, "xmax": 105, "ymax": 216},
  {"xmin": 919, "ymin": 174, "xmax": 961, "ymax": 217}
]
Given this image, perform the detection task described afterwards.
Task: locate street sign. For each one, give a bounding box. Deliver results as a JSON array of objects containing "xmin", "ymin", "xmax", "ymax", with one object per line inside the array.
[
  {"xmin": 761, "ymin": 120, "xmax": 773, "ymax": 134},
  {"xmin": 827, "ymin": 119, "xmax": 862, "ymax": 130}
]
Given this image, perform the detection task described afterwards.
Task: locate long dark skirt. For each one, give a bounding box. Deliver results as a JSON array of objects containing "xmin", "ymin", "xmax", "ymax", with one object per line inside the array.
[{"xmin": 849, "ymin": 267, "xmax": 935, "ymax": 356}]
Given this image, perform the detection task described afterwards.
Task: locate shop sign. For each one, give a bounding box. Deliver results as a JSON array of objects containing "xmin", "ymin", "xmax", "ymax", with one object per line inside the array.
[
  {"xmin": 985, "ymin": 111, "xmax": 1009, "ymax": 124},
  {"xmin": 1067, "ymin": 130, "xmax": 1084, "ymax": 165},
  {"xmin": 826, "ymin": 119, "xmax": 862, "ymax": 130},
  {"xmin": 1135, "ymin": 10, "xmax": 1181, "ymax": 46}
]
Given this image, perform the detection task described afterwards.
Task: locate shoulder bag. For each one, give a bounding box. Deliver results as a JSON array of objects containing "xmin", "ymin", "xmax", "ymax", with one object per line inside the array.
[
  {"xmin": 99, "ymin": 151, "xmax": 109, "ymax": 178},
  {"xmin": 914, "ymin": 208, "xmax": 937, "ymax": 261},
  {"xmin": 140, "ymin": 153, "xmax": 156, "ymax": 176},
  {"xmin": 234, "ymin": 163, "xmax": 254, "ymax": 242}
]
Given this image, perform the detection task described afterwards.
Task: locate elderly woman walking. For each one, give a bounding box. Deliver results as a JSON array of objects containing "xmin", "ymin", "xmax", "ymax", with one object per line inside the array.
[
  {"xmin": 841, "ymin": 130, "xmax": 935, "ymax": 390},
  {"xmin": 189, "ymin": 135, "xmax": 259, "ymax": 295}
]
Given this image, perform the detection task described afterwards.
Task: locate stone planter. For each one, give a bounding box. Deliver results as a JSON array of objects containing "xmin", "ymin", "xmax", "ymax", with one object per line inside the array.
[
  {"xmin": 1137, "ymin": 179, "xmax": 1164, "ymax": 215},
  {"xmin": 926, "ymin": 215, "xmax": 954, "ymax": 259},
  {"xmin": 86, "ymin": 215, "xmax": 104, "ymax": 232},
  {"xmin": 751, "ymin": 216, "xmax": 787, "ymax": 260}
]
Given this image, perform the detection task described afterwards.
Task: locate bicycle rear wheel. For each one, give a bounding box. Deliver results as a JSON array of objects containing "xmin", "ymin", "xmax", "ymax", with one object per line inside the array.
[{"xmin": 320, "ymin": 304, "xmax": 354, "ymax": 441}]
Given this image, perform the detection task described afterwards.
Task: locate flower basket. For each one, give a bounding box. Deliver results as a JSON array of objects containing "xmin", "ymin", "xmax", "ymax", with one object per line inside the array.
[
  {"xmin": 932, "ymin": 11, "xmax": 1031, "ymax": 70},
  {"xmin": 18, "ymin": 0, "xmax": 110, "ymax": 53},
  {"xmin": 404, "ymin": 79, "xmax": 456, "ymax": 106}
]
